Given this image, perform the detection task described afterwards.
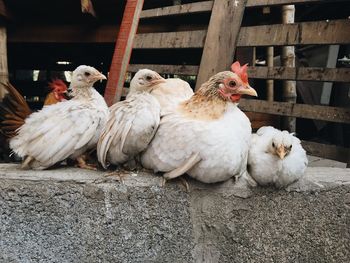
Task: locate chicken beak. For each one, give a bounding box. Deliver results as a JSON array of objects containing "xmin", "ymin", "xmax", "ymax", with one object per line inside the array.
[
  {"xmin": 237, "ymin": 85, "xmax": 258, "ymax": 97},
  {"xmin": 91, "ymin": 72, "xmax": 107, "ymax": 82},
  {"xmin": 276, "ymin": 145, "xmax": 286, "ymax": 159},
  {"xmin": 150, "ymin": 76, "xmax": 166, "ymax": 86}
]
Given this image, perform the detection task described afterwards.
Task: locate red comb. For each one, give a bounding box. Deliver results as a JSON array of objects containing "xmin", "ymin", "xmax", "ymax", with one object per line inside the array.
[
  {"xmin": 48, "ymin": 79, "xmax": 67, "ymax": 90},
  {"xmin": 231, "ymin": 61, "xmax": 249, "ymax": 85}
]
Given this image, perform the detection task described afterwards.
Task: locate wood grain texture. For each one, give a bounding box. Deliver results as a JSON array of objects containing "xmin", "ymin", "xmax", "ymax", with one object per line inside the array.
[
  {"xmin": 239, "ymin": 99, "xmax": 350, "ymax": 124},
  {"xmin": 195, "ymin": 0, "xmax": 247, "ymax": 90},
  {"xmin": 133, "ymin": 30, "xmax": 207, "ymax": 49},
  {"xmin": 140, "ymin": 1, "xmax": 213, "ymax": 18},
  {"xmin": 238, "ymin": 19, "xmax": 350, "ymax": 46},
  {"xmin": 128, "ymin": 64, "xmax": 199, "ymax": 75},
  {"xmin": 301, "ymin": 141, "xmax": 350, "ymax": 164},
  {"xmin": 248, "ymin": 66, "xmax": 350, "ymax": 82}
]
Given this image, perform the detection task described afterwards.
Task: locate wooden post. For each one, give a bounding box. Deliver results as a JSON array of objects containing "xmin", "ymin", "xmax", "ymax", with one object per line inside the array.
[
  {"xmin": 281, "ymin": 5, "xmax": 296, "ymax": 132},
  {"xmin": 195, "ymin": 0, "xmax": 247, "ymax": 90},
  {"xmin": 266, "ymin": 46, "xmax": 274, "ymax": 102},
  {"xmin": 0, "ymin": 26, "xmax": 8, "ymax": 99},
  {"xmin": 104, "ymin": 0, "xmax": 144, "ymax": 106}
]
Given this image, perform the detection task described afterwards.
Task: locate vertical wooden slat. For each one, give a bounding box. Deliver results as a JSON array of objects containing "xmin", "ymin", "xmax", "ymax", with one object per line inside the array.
[
  {"xmin": 266, "ymin": 46, "xmax": 274, "ymax": 101},
  {"xmin": 104, "ymin": 0, "xmax": 144, "ymax": 106},
  {"xmin": 281, "ymin": 5, "xmax": 296, "ymax": 132},
  {"xmin": 0, "ymin": 27, "xmax": 8, "ymax": 99},
  {"xmin": 195, "ymin": 0, "xmax": 247, "ymax": 90}
]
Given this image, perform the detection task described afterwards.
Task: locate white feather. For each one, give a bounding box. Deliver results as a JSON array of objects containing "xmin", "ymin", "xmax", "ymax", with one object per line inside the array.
[{"xmin": 9, "ymin": 65, "xmax": 109, "ymax": 170}]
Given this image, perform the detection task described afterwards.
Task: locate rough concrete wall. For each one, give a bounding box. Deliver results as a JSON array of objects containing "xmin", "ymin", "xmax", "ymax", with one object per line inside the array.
[{"xmin": 0, "ymin": 164, "xmax": 349, "ymax": 263}]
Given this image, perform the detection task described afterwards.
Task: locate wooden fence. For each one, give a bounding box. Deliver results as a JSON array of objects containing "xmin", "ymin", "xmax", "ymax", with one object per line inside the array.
[{"xmin": 123, "ymin": 0, "xmax": 350, "ymax": 165}]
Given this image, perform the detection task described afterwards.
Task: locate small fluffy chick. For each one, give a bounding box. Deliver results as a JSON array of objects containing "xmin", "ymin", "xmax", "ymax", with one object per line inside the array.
[{"xmin": 248, "ymin": 126, "xmax": 308, "ymax": 188}]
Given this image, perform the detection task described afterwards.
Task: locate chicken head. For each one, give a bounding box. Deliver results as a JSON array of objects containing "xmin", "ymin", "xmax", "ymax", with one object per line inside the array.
[{"xmin": 129, "ymin": 69, "xmax": 166, "ymax": 93}]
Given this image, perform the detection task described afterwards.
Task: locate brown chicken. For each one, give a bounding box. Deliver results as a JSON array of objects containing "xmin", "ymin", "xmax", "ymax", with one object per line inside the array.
[{"xmin": 0, "ymin": 80, "xmax": 68, "ymax": 139}]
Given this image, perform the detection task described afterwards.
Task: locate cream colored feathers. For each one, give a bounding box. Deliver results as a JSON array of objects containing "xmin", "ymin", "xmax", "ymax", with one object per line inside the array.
[{"xmin": 10, "ymin": 65, "xmax": 108, "ymax": 170}]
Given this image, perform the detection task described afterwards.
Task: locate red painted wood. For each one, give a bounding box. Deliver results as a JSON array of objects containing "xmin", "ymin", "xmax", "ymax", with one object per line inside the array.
[{"xmin": 104, "ymin": 0, "xmax": 144, "ymax": 106}]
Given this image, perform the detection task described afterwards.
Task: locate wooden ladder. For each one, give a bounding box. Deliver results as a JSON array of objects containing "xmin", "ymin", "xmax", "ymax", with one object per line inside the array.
[{"xmin": 104, "ymin": 0, "xmax": 247, "ymax": 105}]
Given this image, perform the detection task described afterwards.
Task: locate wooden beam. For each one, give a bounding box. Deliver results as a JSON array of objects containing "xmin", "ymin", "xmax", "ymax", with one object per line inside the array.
[
  {"xmin": 133, "ymin": 30, "xmax": 207, "ymax": 49},
  {"xmin": 139, "ymin": 0, "xmax": 341, "ymax": 20},
  {"xmin": 140, "ymin": 1, "xmax": 213, "ymax": 19},
  {"xmin": 128, "ymin": 64, "xmax": 199, "ymax": 75},
  {"xmin": 302, "ymin": 141, "xmax": 350, "ymax": 164},
  {"xmin": 239, "ymin": 99, "xmax": 350, "ymax": 124},
  {"xmin": 0, "ymin": 0, "xmax": 9, "ymax": 19},
  {"xmin": 0, "ymin": 27, "xmax": 8, "ymax": 99},
  {"xmin": 237, "ymin": 19, "xmax": 350, "ymax": 46},
  {"xmin": 248, "ymin": 66, "xmax": 350, "ymax": 82},
  {"xmin": 195, "ymin": 0, "xmax": 247, "ymax": 90},
  {"xmin": 104, "ymin": 0, "xmax": 144, "ymax": 106}
]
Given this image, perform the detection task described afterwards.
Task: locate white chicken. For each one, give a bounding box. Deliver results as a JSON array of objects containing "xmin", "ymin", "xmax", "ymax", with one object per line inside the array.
[
  {"xmin": 127, "ymin": 70, "xmax": 194, "ymax": 114},
  {"xmin": 97, "ymin": 69, "xmax": 165, "ymax": 168},
  {"xmin": 97, "ymin": 69, "xmax": 194, "ymax": 169},
  {"xmin": 248, "ymin": 126, "xmax": 308, "ymax": 188},
  {"xmin": 141, "ymin": 62, "xmax": 258, "ymax": 184},
  {"xmin": 10, "ymin": 65, "xmax": 108, "ymax": 170}
]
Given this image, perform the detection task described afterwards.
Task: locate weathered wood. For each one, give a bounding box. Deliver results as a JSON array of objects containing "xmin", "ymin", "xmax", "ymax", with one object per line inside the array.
[
  {"xmin": 128, "ymin": 64, "xmax": 199, "ymax": 75},
  {"xmin": 246, "ymin": 0, "xmax": 342, "ymax": 7},
  {"xmin": 266, "ymin": 47, "xmax": 274, "ymax": 101},
  {"xmin": 195, "ymin": 0, "xmax": 247, "ymax": 90},
  {"xmin": 237, "ymin": 19, "xmax": 350, "ymax": 46},
  {"xmin": 281, "ymin": 4, "xmax": 296, "ymax": 132},
  {"xmin": 248, "ymin": 67, "xmax": 350, "ymax": 82},
  {"xmin": 139, "ymin": 0, "xmax": 340, "ymax": 19},
  {"xmin": 140, "ymin": 1, "xmax": 213, "ymax": 19},
  {"xmin": 238, "ymin": 99, "xmax": 350, "ymax": 124},
  {"xmin": 301, "ymin": 141, "xmax": 350, "ymax": 164},
  {"xmin": 104, "ymin": 0, "xmax": 144, "ymax": 106},
  {"xmin": 133, "ymin": 30, "xmax": 207, "ymax": 49},
  {"xmin": 0, "ymin": 27, "xmax": 8, "ymax": 99},
  {"xmin": 0, "ymin": 0, "xmax": 9, "ymax": 19}
]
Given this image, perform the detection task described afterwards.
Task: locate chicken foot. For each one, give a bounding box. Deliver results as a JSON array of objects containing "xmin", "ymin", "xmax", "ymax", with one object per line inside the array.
[{"xmin": 76, "ymin": 155, "xmax": 97, "ymax": 170}]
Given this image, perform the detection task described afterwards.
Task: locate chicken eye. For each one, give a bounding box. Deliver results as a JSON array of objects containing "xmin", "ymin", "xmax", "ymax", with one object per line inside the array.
[
  {"xmin": 84, "ymin": 72, "xmax": 91, "ymax": 77},
  {"xmin": 272, "ymin": 142, "xmax": 275, "ymax": 148},
  {"xmin": 146, "ymin": 75, "xmax": 152, "ymax": 81},
  {"xmin": 228, "ymin": 80, "xmax": 236, "ymax": 87},
  {"xmin": 289, "ymin": 145, "xmax": 293, "ymax": 150}
]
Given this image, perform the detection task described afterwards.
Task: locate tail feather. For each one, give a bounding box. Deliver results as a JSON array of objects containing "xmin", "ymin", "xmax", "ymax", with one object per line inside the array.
[{"xmin": 0, "ymin": 82, "xmax": 32, "ymax": 139}]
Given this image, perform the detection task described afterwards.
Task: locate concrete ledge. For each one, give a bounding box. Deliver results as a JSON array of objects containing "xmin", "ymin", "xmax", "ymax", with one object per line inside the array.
[{"xmin": 0, "ymin": 164, "xmax": 349, "ymax": 262}]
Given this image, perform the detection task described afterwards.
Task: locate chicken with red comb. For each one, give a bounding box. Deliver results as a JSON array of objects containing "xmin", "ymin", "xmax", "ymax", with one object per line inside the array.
[
  {"xmin": 44, "ymin": 79, "xmax": 68, "ymax": 105},
  {"xmin": 141, "ymin": 62, "xmax": 258, "ymax": 188}
]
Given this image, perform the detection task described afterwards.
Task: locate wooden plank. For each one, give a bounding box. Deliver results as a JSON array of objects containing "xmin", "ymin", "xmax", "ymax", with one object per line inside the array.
[
  {"xmin": 133, "ymin": 30, "xmax": 206, "ymax": 49},
  {"xmin": 238, "ymin": 99, "xmax": 350, "ymax": 124},
  {"xmin": 140, "ymin": 0, "xmax": 341, "ymax": 19},
  {"xmin": 246, "ymin": 0, "xmax": 342, "ymax": 7},
  {"xmin": 140, "ymin": 1, "xmax": 213, "ymax": 19},
  {"xmin": 248, "ymin": 66, "xmax": 350, "ymax": 82},
  {"xmin": 301, "ymin": 141, "xmax": 350, "ymax": 164},
  {"xmin": 128, "ymin": 64, "xmax": 199, "ymax": 75},
  {"xmin": 104, "ymin": 0, "xmax": 144, "ymax": 106},
  {"xmin": 0, "ymin": 0, "xmax": 9, "ymax": 19},
  {"xmin": 237, "ymin": 19, "xmax": 350, "ymax": 46},
  {"xmin": 195, "ymin": 0, "xmax": 247, "ymax": 90}
]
